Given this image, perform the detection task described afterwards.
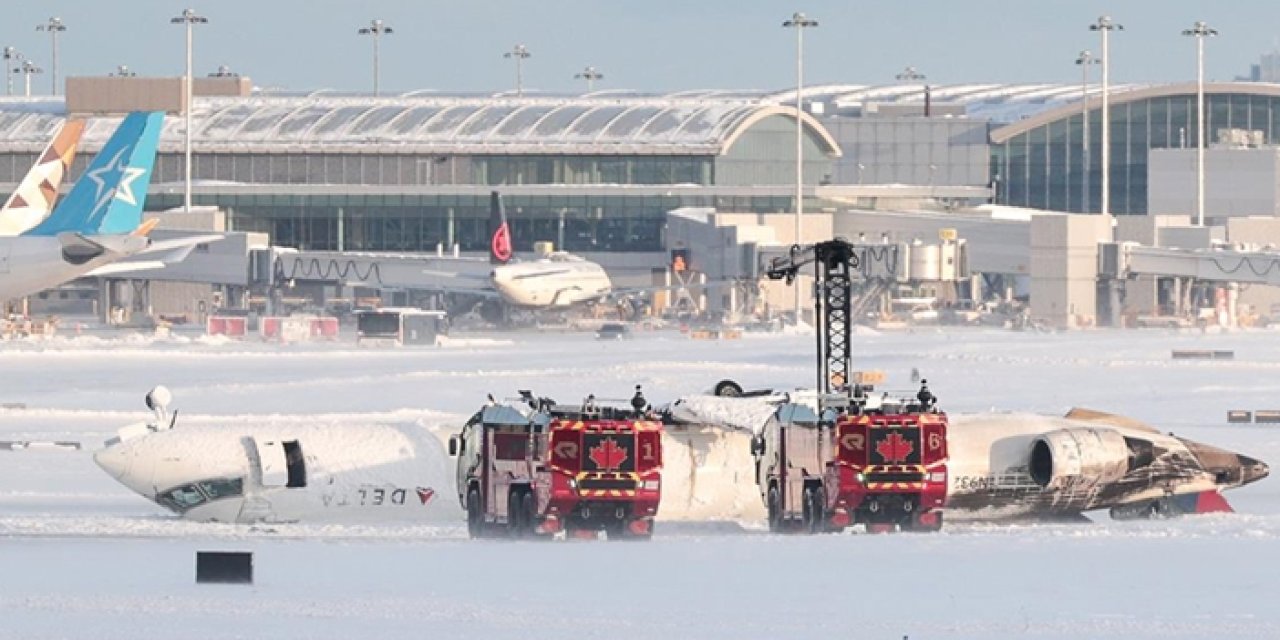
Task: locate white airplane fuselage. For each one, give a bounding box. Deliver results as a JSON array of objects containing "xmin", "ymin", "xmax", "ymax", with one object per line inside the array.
[
  {"xmin": 95, "ymin": 421, "xmax": 461, "ymax": 524},
  {"xmin": 0, "ymin": 233, "xmax": 149, "ymax": 301},
  {"xmin": 490, "ymin": 253, "xmax": 612, "ymax": 309}
]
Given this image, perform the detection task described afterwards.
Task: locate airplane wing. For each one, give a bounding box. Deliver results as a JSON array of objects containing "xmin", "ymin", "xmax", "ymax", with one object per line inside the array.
[
  {"xmin": 141, "ymin": 234, "xmax": 225, "ymax": 254},
  {"xmin": 86, "ymin": 261, "xmax": 169, "ymax": 277}
]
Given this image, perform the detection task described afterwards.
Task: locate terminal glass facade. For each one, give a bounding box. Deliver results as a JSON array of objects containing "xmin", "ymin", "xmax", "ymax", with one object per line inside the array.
[{"xmin": 992, "ymin": 92, "xmax": 1280, "ymax": 214}]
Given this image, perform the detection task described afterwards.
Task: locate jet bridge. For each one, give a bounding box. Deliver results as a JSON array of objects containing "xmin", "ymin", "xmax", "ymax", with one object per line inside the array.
[
  {"xmin": 1102, "ymin": 243, "xmax": 1280, "ymax": 286},
  {"xmin": 250, "ymin": 247, "xmax": 495, "ymax": 294}
]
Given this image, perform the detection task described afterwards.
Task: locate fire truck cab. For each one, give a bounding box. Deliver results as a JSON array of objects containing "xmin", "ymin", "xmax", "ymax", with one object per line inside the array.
[
  {"xmin": 752, "ymin": 385, "xmax": 949, "ymax": 533},
  {"xmin": 449, "ymin": 390, "xmax": 662, "ymax": 540}
]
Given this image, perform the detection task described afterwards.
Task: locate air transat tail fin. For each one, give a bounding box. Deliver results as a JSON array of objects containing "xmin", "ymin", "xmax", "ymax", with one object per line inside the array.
[
  {"xmin": 0, "ymin": 118, "xmax": 86, "ymax": 236},
  {"xmin": 489, "ymin": 190, "xmax": 512, "ymax": 264},
  {"xmin": 25, "ymin": 111, "xmax": 164, "ymax": 237}
]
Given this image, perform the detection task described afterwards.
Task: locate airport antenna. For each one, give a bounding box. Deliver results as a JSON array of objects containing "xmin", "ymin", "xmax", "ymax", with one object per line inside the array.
[
  {"xmin": 574, "ymin": 66, "xmax": 603, "ymax": 93},
  {"xmin": 2, "ymin": 47, "xmax": 22, "ymax": 97},
  {"xmin": 781, "ymin": 12, "xmax": 818, "ymax": 325},
  {"xmin": 357, "ymin": 19, "xmax": 393, "ymax": 97},
  {"xmin": 171, "ymin": 8, "xmax": 209, "ymax": 215},
  {"xmin": 35, "ymin": 18, "xmax": 65, "ymax": 96},
  {"xmin": 1182, "ymin": 20, "xmax": 1218, "ymax": 228},
  {"xmin": 504, "ymin": 44, "xmax": 531, "ymax": 97}
]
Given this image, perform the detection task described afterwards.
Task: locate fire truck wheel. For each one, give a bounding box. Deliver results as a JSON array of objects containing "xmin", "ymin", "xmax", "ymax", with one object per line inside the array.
[
  {"xmin": 466, "ymin": 487, "xmax": 483, "ymax": 539},
  {"xmin": 520, "ymin": 491, "xmax": 537, "ymax": 536},
  {"xmin": 903, "ymin": 511, "xmax": 944, "ymax": 533},
  {"xmin": 508, "ymin": 490, "xmax": 526, "ymax": 538},
  {"xmin": 804, "ymin": 486, "xmax": 825, "ymax": 534},
  {"xmin": 766, "ymin": 485, "xmax": 783, "ymax": 533}
]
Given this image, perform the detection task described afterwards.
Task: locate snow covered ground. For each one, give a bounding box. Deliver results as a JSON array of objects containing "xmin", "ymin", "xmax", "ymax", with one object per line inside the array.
[{"xmin": 2, "ymin": 326, "xmax": 1280, "ymax": 639}]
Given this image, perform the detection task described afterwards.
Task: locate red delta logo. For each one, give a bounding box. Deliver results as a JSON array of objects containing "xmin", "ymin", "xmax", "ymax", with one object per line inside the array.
[
  {"xmin": 588, "ymin": 438, "xmax": 628, "ymax": 471},
  {"xmin": 491, "ymin": 223, "xmax": 512, "ymax": 263},
  {"xmin": 875, "ymin": 432, "xmax": 915, "ymax": 463},
  {"xmin": 416, "ymin": 487, "xmax": 436, "ymax": 506}
]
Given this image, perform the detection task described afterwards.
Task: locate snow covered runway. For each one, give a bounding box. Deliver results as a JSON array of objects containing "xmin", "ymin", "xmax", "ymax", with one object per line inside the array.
[{"xmin": 1, "ymin": 327, "xmax": 1278, "ymax": 638}]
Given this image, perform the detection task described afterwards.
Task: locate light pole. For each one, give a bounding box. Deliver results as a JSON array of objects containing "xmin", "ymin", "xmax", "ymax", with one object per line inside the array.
[
  {"xmin": 171, "ymin": 8, "xmax": 208, "ymax": 214},
  {"xmin": 1090, "ymin": 16, "xmax": 1123, "ymax": 217},
  {"xmin": 783, "ymin": 12, "xmax": 817, "ymax": 322},
  {"xmin": 3, "ymin": 48, "xmax": 22, "ymax": 96},
  {"xmin": 110, "ymin": 65, "xmax": 136, "ymax": 77},
  {"xmin": 1183, "ymin": 20, "xmax": 1218, "ymax": 227},
  {"xmin": 575, "ymin": 66, "xmax": 603, "ymax": 93},
  {"xmin": 16, "ymin": 60, "xmax": 43, "ymax": 98},
  {"xmin": 505, "ymin": 45, "xmax": 531, "ymax": 96},
  {"xmin": 36, "ymin": 17, "xmax": 65, "ymax": 96},
  {"xmin": 1075, "ymin": 50, "xmax": 1100, "ymax": 212},
  {"xmin": 357, "ymin": 19, "xmax": 393, "ymax": 96}
]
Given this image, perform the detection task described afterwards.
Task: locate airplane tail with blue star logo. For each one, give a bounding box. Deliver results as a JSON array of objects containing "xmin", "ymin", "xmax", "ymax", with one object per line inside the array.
[{"xmin": 24, "ymin": 111, "xmax": 164, "ymax": 237}]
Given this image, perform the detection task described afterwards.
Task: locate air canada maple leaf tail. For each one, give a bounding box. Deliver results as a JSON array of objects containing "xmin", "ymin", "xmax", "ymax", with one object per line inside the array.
[
  {"xmin": 25, "ymin": 111, "xmax": 164, "ymax": 237},
  {"xmin": 489, "ymin": 190, "xmax": 512, "ymax": 264},
  {"xmin": 0, "ymin": 118, "xmax": 86, "ymax": 235}
]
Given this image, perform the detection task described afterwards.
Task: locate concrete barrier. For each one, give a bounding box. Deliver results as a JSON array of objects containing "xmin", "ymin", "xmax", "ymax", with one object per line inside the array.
[
  {"xmin": 1227, "ymin": 410, "xmax": 1253, "ymax": 424},
  {"xmin": 1172, "ymin": 350, "xmax": 1234, "ymax": 360},
  {"xmin": 0, "ymin": 440, "xmax": 81, "ymax": 451}
]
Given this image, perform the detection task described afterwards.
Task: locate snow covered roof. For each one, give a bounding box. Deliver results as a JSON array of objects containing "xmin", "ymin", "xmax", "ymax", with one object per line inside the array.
[{"xmin": 0, "ymin": 93, "xmax": 842, "ymax": 156}]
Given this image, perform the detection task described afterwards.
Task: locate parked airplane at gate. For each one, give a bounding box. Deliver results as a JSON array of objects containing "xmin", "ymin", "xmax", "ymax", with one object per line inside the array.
[
  {"xmin": 667, "ymin": 389, "xmax": 1270, "ymax": 522},
  {"xmin": 0, "ymin": 118, "xmax": 85, "ymax": 235},
  {"xmin": 0, "ymin": 111, "xmax": 219, "ymax": 303},
  {"xmin": 484, "ymin": 191, "xmax": 614, "ymax": 309}
]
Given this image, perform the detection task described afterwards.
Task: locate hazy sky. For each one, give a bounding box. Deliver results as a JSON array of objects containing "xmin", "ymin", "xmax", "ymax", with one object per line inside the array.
[{"xmin": 3, "ymin": 1, "xmax": 1274, "ymax": 96}]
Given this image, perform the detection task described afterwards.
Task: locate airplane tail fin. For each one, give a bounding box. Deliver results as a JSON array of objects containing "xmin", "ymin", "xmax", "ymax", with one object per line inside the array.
[
  {"xmin": 0, "ymin": 118, "xmax": 86, "ymax": 235},
  {"xmin": 25, "ymin": 111, "xmax": 164, "ymax": 238},
  {"xmin": 489, "ymin": 190, "xmax": 512, "ymax": 264}
]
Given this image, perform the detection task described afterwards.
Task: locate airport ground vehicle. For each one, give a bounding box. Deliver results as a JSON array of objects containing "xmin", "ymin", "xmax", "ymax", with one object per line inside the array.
[
  {"xmin": 449, "ymin": 389, "xmax": 662, "ymax": 540},
  {"xmin": 754, "ymin": 240, "xmax": 951, "ymax": 533},
  {"xmin": 355, "ymin": 308, "xmax": 448, "ymax": 345}
]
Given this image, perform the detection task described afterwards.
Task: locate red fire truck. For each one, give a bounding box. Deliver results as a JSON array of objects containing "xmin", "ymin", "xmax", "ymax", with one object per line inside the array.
[
  {"xmin": 752, "ymin": 390, "xmax": 948, "ymax": 533},
  {"xmin": 756, "ymin": 239, "xmax": 951, "ymax": 532},
  {"xmin": 449, "ymin": 390, "xmax": 663, "ymax": 540}
]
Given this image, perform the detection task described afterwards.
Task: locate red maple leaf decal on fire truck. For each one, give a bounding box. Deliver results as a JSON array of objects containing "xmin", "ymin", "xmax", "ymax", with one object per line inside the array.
[
  {"xmin": 875, "ymin": 432, "xmax": 914, "ymax": 463},
  {"xmin": 588, "ymin": 437, "xmax": 629, "ymax": 470}
]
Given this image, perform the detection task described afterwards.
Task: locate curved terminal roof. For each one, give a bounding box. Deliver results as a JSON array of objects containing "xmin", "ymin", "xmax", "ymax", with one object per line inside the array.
[
  {"xmin": 0, "ymin": 93, "xmax": 842, "ymax": 157},
  {"xmin": 0, "ymin": 82, "xmax": 1273, "ymax": 155}
]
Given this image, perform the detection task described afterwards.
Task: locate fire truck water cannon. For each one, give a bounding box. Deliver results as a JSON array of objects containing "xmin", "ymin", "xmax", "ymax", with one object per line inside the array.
[
  {"xmin": 755, "ymin": 239, "xmax": 951, "ymax": 533},
  {"xmin": 449, "ymin": 386, "xmax": 663, "ymax": 541}
]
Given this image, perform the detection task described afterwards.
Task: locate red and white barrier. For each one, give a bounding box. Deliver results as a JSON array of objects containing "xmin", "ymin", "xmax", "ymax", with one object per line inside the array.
[
  {"xmin": 206, "ymin": 316, "xmax": 249, "ymax": 338},
  {"xmin": 261, "ymin": 316, "xmax": 340, "ymax": 343}
]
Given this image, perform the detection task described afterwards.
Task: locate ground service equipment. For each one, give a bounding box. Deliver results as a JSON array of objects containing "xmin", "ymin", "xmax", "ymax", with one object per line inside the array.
[
  {"xmin": 753, "ymin": 240, "xmax": 950, "ymax": 532},
  {"xmin": 450, "ymin": 389, "xmax": 662, "ymax": 540}
]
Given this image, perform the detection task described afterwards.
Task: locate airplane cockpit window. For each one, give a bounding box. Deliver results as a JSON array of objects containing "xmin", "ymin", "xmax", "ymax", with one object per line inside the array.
[
  {"xmin": 158, "ymin": 485, "xmax": 207, "ymax": 512},
  {"xmin": 198, "ymin": 478, "xmax": 245, "ymax": 500},
  {"xmin": 156, "ymin": 477, "xmax": 246, "ymax": 513}
]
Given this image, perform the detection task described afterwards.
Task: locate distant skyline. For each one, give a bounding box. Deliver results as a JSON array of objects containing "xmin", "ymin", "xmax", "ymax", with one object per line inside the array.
[{"xmin": 2, "ymin": 1, "xmax": 1277, "ymax": 96}]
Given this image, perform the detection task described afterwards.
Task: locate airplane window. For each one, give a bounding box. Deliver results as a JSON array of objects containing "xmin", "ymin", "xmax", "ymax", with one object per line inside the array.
[
  {"xmin": 198, "ymin": 478, "xmax": 245, "ymax": 500},
  {"xmin": 159, "ymin": 484, "xmax": 207, "ymax": 511}
]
